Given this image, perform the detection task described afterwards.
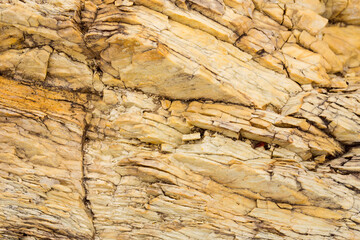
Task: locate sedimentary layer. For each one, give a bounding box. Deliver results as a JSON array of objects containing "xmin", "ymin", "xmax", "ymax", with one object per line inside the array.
[{"xmin": 0, "ymin": 0, "xmax": 360, "ymax": 239}]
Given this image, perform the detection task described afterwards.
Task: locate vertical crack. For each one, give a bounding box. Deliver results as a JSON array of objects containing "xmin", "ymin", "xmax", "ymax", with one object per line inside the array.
[{"xmin": 80, "ymin": 118, "xmax": 95, "ymax": 240}]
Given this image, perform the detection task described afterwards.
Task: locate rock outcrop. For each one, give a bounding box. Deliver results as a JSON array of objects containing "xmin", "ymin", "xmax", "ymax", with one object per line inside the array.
[{"xmin": 0, "ymin": 0, "xmax": 360, "ymax": 239}]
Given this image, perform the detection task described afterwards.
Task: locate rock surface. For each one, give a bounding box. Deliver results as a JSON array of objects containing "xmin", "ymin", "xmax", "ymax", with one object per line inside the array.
[{"xmin": 0, "ymin": 0, "xmax": 360, "ymax": 239}]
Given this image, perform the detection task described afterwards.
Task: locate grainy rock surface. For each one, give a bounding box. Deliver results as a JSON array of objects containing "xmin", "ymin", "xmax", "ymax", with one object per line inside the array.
[{"xmin": 0, "ymin": 0, "xmax": 360, "ymax": 239}]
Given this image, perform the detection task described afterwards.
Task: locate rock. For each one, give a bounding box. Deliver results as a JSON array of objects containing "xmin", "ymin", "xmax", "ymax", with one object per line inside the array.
[
  {"xmin": 47, "ymin": 52, "xmax": 94, "ymax": 91},
  {"xmin": 0, "ymin": 47, "xmax": 51, "ymax": 82},
  {"xmin": 182, "ymin": 132, "xmax": 201, "ymax": 141},
  {"xmin": 324, "ymin": 0, "xmax": 360, "ymax": 25},
  {"xmin": 0, "ymin": 77, "xmax": 93, "ymax": 239},
  {"xmin": 0, "ymin": 0, "xmax": 360, "ymax": 239},
  {"xmin": 282, "ymin": 91, "xmax": 360, "ymax": 145}
]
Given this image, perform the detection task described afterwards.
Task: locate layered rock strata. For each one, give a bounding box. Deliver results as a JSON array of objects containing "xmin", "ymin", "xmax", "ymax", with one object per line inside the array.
[{"xmin": 0, "ymin": 0, "xmax": 360, "ymax": 239}]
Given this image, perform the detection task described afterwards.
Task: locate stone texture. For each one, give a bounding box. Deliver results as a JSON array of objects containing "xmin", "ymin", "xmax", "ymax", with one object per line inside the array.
[
  {"xmin": 0, "ymin": 0, "xmax": 360, "ymax": 239},
  {"xmin": 0, "ymin": 77, "xmax": 93, "ymax": 239}
]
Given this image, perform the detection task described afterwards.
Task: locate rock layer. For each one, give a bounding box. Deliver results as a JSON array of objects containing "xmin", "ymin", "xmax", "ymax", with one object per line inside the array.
[{"xmin": 0, "ymin": 0, "xmax": 360, "ymax": 239}]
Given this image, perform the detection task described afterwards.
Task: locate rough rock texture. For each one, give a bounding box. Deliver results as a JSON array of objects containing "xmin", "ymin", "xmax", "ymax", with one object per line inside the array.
[{"xmin": 0, "ymin": 0, "xmax": 360, "ymax": 239}]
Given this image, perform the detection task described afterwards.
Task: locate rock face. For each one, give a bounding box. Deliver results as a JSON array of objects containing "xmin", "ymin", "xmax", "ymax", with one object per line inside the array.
[{"xmin": 0, "ymin": 0, "xmax": 360, "ymax": 239}]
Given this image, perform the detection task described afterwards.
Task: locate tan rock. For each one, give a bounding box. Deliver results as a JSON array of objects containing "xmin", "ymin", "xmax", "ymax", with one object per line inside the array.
[
  {"xmin": 292, "ymin": 9, "xmax": 328, "ymax": 35},
  {"xmin": 89, "ymin": 6, "xmax": 301, "ymax": 109},
  {"xmin": 0, "ymin": 47, "xmax": 51, "ymax": 82},
  {"xmin": 324, "ymin": 0, "xmax": 360, "ymax": 25},
  {"xmin": 0, "ymin": 77, "xmax": 93, "ymax": 239},
  {"xmin": 322, "ymin": 26, "xmax": 360, "ymax": 69},
  {"xmin": 1, "ymin": 0, "xmax": 360, "ymax": 239},
  {"xmin": 283, "ymin": 91, "xmax": 360, "ymax": 145},
  {"xmin": 182, "ymin": 132, "xmax": 201, "ymax": 141},
  {"xmin": 103, "ymin": 89, "xmax": 119, "ymax": 105},
  {"xmin": 47, "ymin": 52, "xmax": 94, "ymax": 90}
]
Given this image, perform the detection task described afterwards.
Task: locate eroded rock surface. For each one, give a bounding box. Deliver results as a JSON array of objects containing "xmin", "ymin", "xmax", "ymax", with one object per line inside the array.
[{"xmin": 0, "ymin": 0, "xmax": 360, "ymax": 239}]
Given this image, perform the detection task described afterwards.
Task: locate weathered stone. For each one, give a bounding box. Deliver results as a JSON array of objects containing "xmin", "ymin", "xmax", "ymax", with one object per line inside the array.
[
  {"xmin": 1, "ymin": 0, "xmax": 360, "ymax": 239},
  {"xmin": 0, "ymin": 77, "xmax": 93, "ymax": 239}
]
